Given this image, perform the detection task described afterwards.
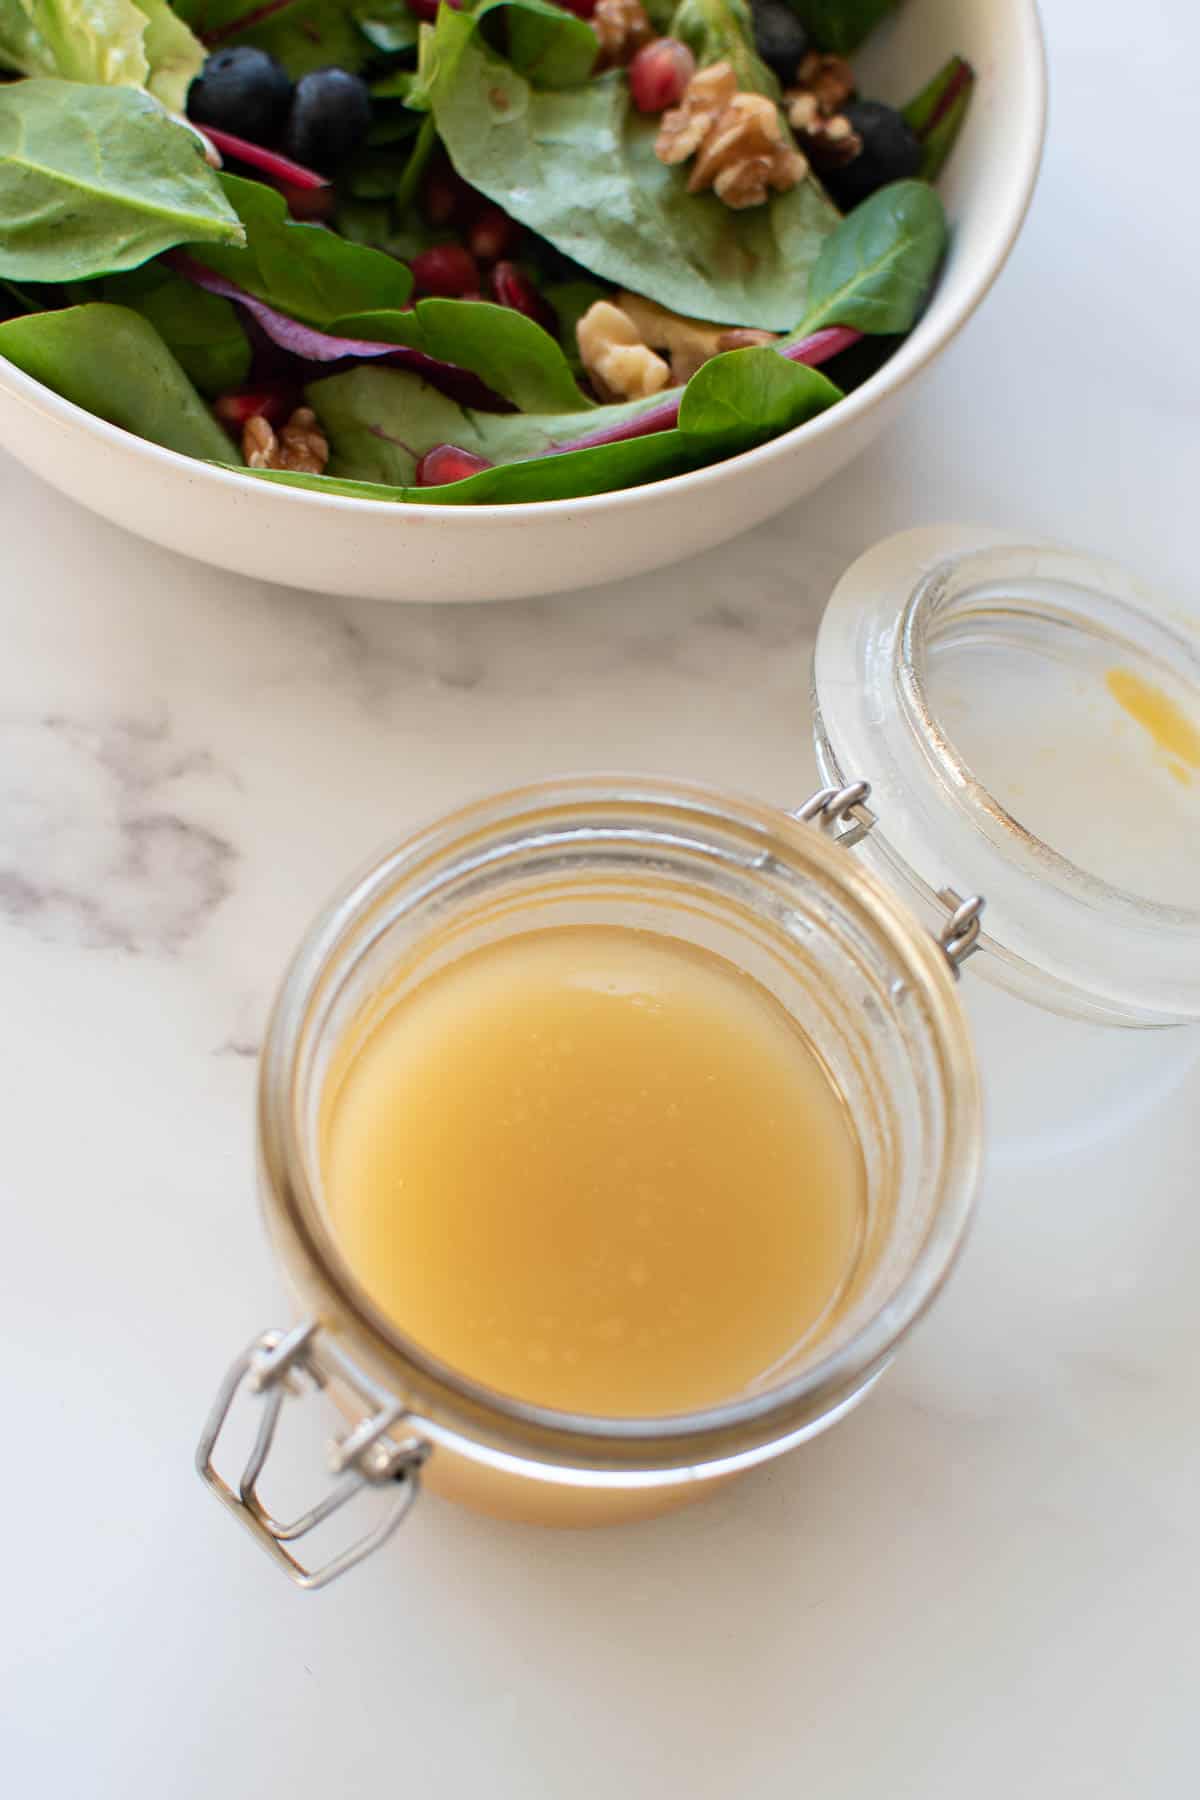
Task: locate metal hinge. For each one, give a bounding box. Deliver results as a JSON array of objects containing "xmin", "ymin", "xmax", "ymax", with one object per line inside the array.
[
  {"xmin": 796, "ymin": 780, "xmax": 985, "ymax": 980},
  {"xmin": 197, "ymin": 1320, "xmax": 428, "ymax": 1590}
]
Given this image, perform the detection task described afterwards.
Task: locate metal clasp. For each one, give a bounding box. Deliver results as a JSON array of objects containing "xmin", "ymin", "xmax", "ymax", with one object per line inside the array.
[
  {"xmin": 197, "ymin": 1321, "xmax": 428, "ymax": 1590},
  {"xmin": 796, "ymin": 780, "xmax": 985, "ymax": 979},
  {"xmin": 793, "ymin": 780, "xmax": 877, "ymax": 849},
  {"xmin": 936, "ymin": 889, "xmax": 985, "ymax": 975}
]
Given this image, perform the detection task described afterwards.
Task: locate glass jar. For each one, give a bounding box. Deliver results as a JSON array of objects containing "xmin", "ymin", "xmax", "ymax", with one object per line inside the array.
[
  {"xmin": 199, "ymin": 528, "xmax": 1200, "ymax": 1587},
  {"xmin": 812, "ymin": 526, "xmax": 1200, "ymax": 1159},
  {"xmin": 199, "ymin": 779, "xmax": 981, "ymax": 1586}
]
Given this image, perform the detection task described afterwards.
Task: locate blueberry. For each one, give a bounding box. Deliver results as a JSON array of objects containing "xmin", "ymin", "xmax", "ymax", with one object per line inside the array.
[
  {"xmin": 283, "ymin": 68, "xmax": 373, "ymax": 171},
  {"xmin": 822, "ymin": 100, "xmax": 923, "ymax": 209},
  {"xmin": 749, "ymin": 0, "xmax": 809, "ymax": 87},
  {"xmin": 186, "ymin": 47, "xmax": 293, "ymax": 144}
]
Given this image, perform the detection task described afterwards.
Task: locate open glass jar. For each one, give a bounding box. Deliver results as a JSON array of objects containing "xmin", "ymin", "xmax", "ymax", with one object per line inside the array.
[
  {"xmin": 199, "ymin": 527, "xmax": 1200, "ymax": 1587},
  {"xmin": 200, "ymin": 778, "xmax": 982, "ymax": 1585}
]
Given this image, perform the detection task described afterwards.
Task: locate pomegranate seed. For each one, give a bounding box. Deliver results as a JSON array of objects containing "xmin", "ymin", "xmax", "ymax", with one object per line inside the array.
[
  {"xmin": 408, "ymin": 244, "xmax": 481, "ymax": 297},
  {"xmin": 467, "ymin": 204, "xmax": 519, "ymax": 263},
  {"xmin": 628, "ymin": 38, "xmax": 696, "ymax": 114},
  {"xmin": 405, "ymin": 0, "xmax": 439, "ymax": 18},
  {"xmin": 213, "ymin": 386, "xmax": 296, "ymax": 436},
  {"xmin": 421, "ymin": 154, "xmax": 480, "ymax": 228},
  {"xmin": 278, "ymin": 182, "xmax": 336, "ymax": 223},
  {"xmin": 556, "ymin": 0, "xmax": 596, "ymax": 15},
  {"xmin": 415, "ymin": 444, "xmax": 494, "ymax": 486},
  {"xmin": 489, "ymin": 260, "xmax": 557, "ymax": 332}
]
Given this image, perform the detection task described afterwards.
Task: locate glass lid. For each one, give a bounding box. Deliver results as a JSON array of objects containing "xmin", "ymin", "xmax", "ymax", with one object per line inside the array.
[{"xmin": 812, "ymin": 526, "xmax": 1200, "ymax": 1026}]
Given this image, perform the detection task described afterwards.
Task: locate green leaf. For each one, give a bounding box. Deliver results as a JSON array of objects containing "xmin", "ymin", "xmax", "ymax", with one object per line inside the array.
[
  {"xmin": 0, "ymin": 0, "xmax": 150, "ymax": 86},
  {"xmin": 192, "ymin": 172, "xmax": 412, "ymax": 323},
  {"xmin": 543, "ymin": 276, "xmax": 608, "ymax": 375},
  {"xmin": 332, "ymin": 294, "xmax": 591, "ymax": 413},
  {"xmin": 287, "ymin": 341, "xmax": 839, "ymax": 500},
  {"xmin": 354, "ymin": 0, "xmax": 419, "ymax": 53},
  {"xmin": 0, "ymin": 80, "xmax": 245, "ymax": 282},
  {"xmin": 171, "ymin": 0, "xmax": 370, "ymax": 77},
  {"xmin": 495, "ymin": 0, "xmax": 600, "ymax": 90},
  {"xmin": 669, "ymin": 0, "xmax": 778, "ymax": 99},
  {"xmin": 0, "ymin": 301, "xmax": 236, "ymax": 459},
  {"xmin": 100, "ymin": 261, "xmax": 250, "ymax": 393},
  {"xmin": 783, "ymin": 0, "xmax": 897, "ymax": 54},
  {"xmin": 903, "ymin": 57, "xmax": 975, "ymax": 184},
  {"xmin": 426, "ymin": 12, "xmax": 840, "ymax": 330},
  {"xmin": 792, "ymin": 179, "xmax": 945, "ymax": 337},
  {"xmin": 137, "ymin": 0, "xmax": 206, "ymax": 113}
]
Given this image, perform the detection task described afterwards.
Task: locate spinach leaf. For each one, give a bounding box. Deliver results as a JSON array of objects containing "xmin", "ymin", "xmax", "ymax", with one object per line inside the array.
[
  {"xmin": 783, "ymin": 0, "xmax": 897, "ymax": 54},
  {"xmin": 101, "ymin": 262, "xmax": 250, "ymax": 392},
  {"xmin": 332, "ymin": 294, "xmax": 590, "ymax": 413},
  {"xmin": 427, "ymin": 8, "xmax": 839, "ymax": 329},
  {"xmin": 791, "ymin": 180, "xmax": 945, "ymax": 337},
  {"xmin": 0, "ymin": 80, "xmax": 245, "ymax": 282},
  {"xmin": 191, "ymin": 172, "xmax": 412, "ymax": 323},
  {"xmin": 173, "ymin": 0, "xmax": 369, "ymax": 77},
  {"xmin": 296, "ymin": 342, "xmax": 839, "ymax": 498},
  {"xmin": 0, "ymin": 0, "xmax": 205, "ymax": 112},
  {"xmin": 903, "ymin": 55, "xmax": 975, "ymax": 184},
  {"xmin": 669, "ymin": 0, "xmax": 778, "ymax": 99},
  {"xmin": 0, "ymin": 301, "xmax": 236, "ymax": 459},
  {"xmin": 543, "ymin": 276, "xmax": 609, "ymax": 375},
  {"xmin": 493, "ymin": 0, "xmax": 600, "ymax": 90}
]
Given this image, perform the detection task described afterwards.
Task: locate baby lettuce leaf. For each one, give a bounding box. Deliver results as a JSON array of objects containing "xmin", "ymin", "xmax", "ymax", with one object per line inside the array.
[
  {"xmin": 790, "ymin": 180, "xmax": 946, "ymax": 337},
  {"xmin": 783, "ymin": 0, "xmax": 898, "ymax": 54},
  {"xmin": 286, "ymin": 343, "xmax": 840, "ymax": 500},
  {"xmin": 0, "ymin": 301, "xmax": 237, "ymax": 459},
  {"xmin": 0, "ymin": 0, "xmax": 151, "ymax": 88},
  {"xmin": 354, "ymin": 0, "xmax": 420, "ymax": 55},
  {"xmin": 332, "ymin": 296, "xmax": 591, "ymax": 414},
  {"xmin": 173, "ymin": 0, "xmax": 372, "ymax": 76},
  {"xmin": 135, "ymin": 0, "xmax": 206, "ymax": 111},
  {"xmin": 426, "ymin": 7, "xmax": 840, "ymax": 330},
  {"xmin": 189, "ymin": 172, "xmax": 412, "ymax": 323},
  {"xmin": 0, "ymin": 80, "xmax": 245, "ymax": 282},
  {"xmin": 100, "ymin": 262, "xmax": 250, "ymax": 393},
  {"xmin": 0, "ymin": 0, "xmax": 205, "ymax": 111},
  {"xmin": 669, "ymin": 0, "xmax": 778, "ymax": 99}
]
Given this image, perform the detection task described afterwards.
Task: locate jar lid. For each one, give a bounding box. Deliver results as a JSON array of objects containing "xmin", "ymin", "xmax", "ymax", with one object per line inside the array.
[{"xmin": 812, "ymin": 526, "xmax": 1200, "ymax": 1025}]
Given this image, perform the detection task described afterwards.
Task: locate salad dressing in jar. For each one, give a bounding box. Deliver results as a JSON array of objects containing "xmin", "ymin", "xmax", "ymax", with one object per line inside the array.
[
  {"xmin": 322, "ymin": 925, "xmax": 866, "ymax": 1420},
  {"xmin": 198, "ymin": 527, "xmax": 1200, "ymax": 1587}
]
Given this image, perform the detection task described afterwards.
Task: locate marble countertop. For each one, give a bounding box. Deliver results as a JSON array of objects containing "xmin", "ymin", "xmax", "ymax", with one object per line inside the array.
[{"xmin": 3, "ymin": 2, "xmax": 1198, "ymax": 1794}]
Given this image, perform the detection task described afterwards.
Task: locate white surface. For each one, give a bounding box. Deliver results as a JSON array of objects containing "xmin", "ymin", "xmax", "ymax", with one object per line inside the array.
[
  {"xmin": 2, "ymin": 3, "xmax": 1199, "ymax": 1793},
  {"xmin": 0, "ymin": 0, "xmax": 1045, "ymax": 600}
]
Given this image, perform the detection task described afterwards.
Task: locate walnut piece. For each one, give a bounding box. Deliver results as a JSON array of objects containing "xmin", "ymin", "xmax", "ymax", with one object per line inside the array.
[
  {"xmin": 785, "ymin": 50, "xmax": 861, "ymax": 169},
  {"xmin": 592, "ymin": 0, "xmax": 652, "ymax": 69},
  {"xmin": 615, "ymin": 291, "xmax": 779, "ymax": 384},
  {"xmin": 656, "ymin": 62, "xmax": 806, "ymax": 210},
  {"xmin": 576, "ymin": 300, "xmax": 671, "ymax": 401},
  {"xmin": 793, "ymin": 50, "xmax": 856, "ymax": 115},
  {"xmin": 655, "ymin": 60, "xmax": 738, "ymax": 164},
  {"xmin": 242, "ymin": 407, "xmax": 329, "ymax": 475}
]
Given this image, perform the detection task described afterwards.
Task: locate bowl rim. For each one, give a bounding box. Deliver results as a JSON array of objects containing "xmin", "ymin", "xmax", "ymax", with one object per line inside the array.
[{"xmin": 0, "ymin": 1, "xmax": 1046, "ymax": 526}]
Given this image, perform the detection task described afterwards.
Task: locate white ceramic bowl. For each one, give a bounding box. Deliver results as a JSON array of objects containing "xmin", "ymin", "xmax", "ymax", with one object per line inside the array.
[{"xmin": 0, "ymin": 0, "xmax": 1044, "ymax": 603}]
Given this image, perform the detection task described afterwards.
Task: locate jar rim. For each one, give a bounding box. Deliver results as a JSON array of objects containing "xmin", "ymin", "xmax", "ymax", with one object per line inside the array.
[
  {"xmin": 257, "ymin": 777, "xmax": 981, "ymax": 1478},
  {"xmin": 813, "ymin": 528, "xmax": 1200, "ymax": 1025}
]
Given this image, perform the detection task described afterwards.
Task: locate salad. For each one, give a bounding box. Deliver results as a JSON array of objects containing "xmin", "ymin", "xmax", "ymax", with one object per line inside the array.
[{"xmin": 0, "ymin": 0, "xmax": 973, "ymax": 505}]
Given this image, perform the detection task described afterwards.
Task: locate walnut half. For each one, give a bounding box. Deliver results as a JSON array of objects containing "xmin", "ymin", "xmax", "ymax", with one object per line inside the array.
[
  {"xmin": 242, "ymin": 407, "xmax": 329, "ymax": 475},
  {"xmin": 576, "ymin": 301, "xmax": 671, "ymax": 401},
  {"xmin": 655, "ymin": 61, "xmax": 807, "ymax": 210}
]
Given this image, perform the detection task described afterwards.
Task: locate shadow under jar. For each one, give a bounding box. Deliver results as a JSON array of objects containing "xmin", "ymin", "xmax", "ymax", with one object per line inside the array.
[{"xmin": 200, "ymin": 780, "xmax": 982, "ymax": 1587}]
